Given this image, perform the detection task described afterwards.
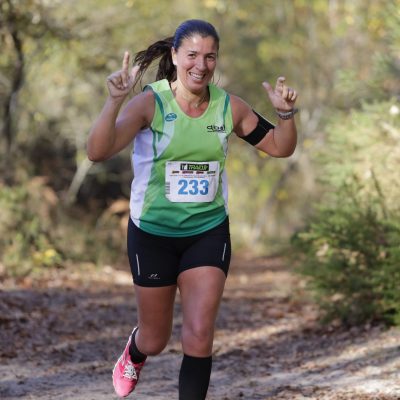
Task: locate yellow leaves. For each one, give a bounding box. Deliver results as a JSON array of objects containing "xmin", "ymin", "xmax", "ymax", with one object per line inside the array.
[
  {"xmin": 203, "ymin": 0, "xmax": 227, "ymax": 12},
  {"xmin": 368, "ymin": 17, "xmax": 385, "ymax": 37},
  {"xmin": 257, "ymin": 150, "xmax": 269, "ymax": 158},
  {"xmin": 33, "ymin": 248, "xmax": 62, "ymax": 267},
  {"xmin": 204, "ymin": 0, "xmax": 218, "ymax": 7},
  {"xmin": 230, "ymin": 157, "xmax": 243, "ymax": 173},
  {"xmin": 345, "ymin": 15, "xmax": 354, "ymax": 26},
  {"xmin": 125, "ymin": 0, "xmax": 135, "ymax": 7},
  {"xmin": 33, "ymin": 112, "xmax": 45, "ymax": 122},
  {"xmin": 293, "ymin": 0, "xmax": 307, "ymax": 8},
  {"xmin": 235, "ymin": 8, "xmax": 249, "ymax": 22},
  {"xmin": 303, "ymin": 139, "xmax": 314, "ymax": 150},
  {"xmin": 247, "ymin": 163, "xmax": 258, "ymax": 178},
  {"xmin": 276, "ymin": 189, "xmax": 288, "ymax": 201}
]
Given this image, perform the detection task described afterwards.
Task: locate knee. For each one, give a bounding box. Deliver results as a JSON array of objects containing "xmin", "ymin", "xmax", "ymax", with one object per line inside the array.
[
  {"xmin": 141, "ymin": 343, "xmax": 165, "ymax": 356},
  {"xmin": 181, "ymin": 323, "xmax": 214, "ymax": 354},
  {"xmin": 136, "ymin": 330, "xmax": 170, "ymax": 356}
]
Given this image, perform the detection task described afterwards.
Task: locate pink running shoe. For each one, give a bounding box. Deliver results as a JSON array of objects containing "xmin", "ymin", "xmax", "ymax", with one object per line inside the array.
[{"xmin": 113, "ymin": 328, "xmax": 146, "ymax": 397}]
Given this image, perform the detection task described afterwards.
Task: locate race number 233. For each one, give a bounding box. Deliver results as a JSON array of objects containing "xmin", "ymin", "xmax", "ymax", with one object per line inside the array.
[
  {"xmin": 178, "ymin": 179, "xmax": 209, "ymax": 196},
  {"xmin": 165, "ymin": 161, "xmax": 220, "ymax": 203}
]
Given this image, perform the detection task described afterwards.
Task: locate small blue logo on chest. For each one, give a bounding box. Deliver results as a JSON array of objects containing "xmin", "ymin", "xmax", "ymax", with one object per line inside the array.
[{"xmin": 165, "ymin": 113, "xmax": 177, "ymax": 122}]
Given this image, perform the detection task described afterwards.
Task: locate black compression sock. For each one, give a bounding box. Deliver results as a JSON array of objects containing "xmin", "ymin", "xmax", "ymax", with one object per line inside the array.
[
  {"xmin": 179, "ymin": 354, "xmax": 212, "ymax": 400},
  {"xmin": 129, "ymin": 329, "xmax": 147, "ymax": 363}
]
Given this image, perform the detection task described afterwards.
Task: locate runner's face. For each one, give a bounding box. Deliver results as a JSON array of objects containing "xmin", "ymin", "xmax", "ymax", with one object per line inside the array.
[{"xmin": 172, "ymin": 34, "xmax": 218, "ymax": 93}]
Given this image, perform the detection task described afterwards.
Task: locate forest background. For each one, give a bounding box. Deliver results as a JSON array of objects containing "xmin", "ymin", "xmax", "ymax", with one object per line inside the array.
[{"xmin": 1, "ymin": 0, "xmax": 399, "ymax": 325}]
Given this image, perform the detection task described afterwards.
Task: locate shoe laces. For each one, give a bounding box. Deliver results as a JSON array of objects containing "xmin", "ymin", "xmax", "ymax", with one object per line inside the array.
[{"xmin": 123, "ymin": 360, "xmax": 138, "ymax": 380}]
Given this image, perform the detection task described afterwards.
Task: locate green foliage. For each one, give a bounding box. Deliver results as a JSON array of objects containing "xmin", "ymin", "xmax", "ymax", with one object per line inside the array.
[
  {"xmin": 292, "ymin": 100, "xmax": 400, "ymax": 325},
  {"xmin": 1, "ymin": 0, "xmax": 400, "ymax": 277},
  {"xmin": 0, "ymin": 178, "xmax": 125, "ymax": 278},
  {"xmin": 0, "ymin": 178, "xmax": 63, "ymax": 277},
  {"xmin": 293, "ymin": 188, "xmax": 400, "ymax": 325}
]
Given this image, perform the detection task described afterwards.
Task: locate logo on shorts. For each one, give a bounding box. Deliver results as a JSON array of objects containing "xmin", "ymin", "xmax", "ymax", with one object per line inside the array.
[
  {"xmin": 148, "ymin": 274, "xmax": 160, "ymax": 280},
  {"xmin": 165, "ymin": 113, "xmax": 177, "ymax": 122}
]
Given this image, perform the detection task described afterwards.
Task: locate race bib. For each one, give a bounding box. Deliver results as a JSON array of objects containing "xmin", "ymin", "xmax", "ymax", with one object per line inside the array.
[{"xmin": 165, "ymin": 161, "xmax": 220, "ymax": 202}]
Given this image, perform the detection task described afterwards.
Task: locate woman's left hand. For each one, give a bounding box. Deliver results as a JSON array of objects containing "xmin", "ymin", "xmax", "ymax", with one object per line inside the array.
[{"xmin": 262, "ymin": 77, "xmax": 298, "ymax": 111}]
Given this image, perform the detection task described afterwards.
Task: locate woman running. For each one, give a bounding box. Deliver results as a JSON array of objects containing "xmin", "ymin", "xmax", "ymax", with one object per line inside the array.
[{"xmin": 87, "ymin": 19, "xmax": 298, "ymax": 399}]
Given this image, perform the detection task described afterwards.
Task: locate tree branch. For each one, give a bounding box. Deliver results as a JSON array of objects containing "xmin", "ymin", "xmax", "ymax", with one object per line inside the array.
[{"xmin": 2, "ymin": 6, "xmax": 24, "ymax": 152}]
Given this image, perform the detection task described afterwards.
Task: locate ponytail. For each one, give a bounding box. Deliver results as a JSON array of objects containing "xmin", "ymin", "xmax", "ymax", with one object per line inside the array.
[{"xmin": 134, "ymin": 36, "xmax": 175, "ymax": 87}]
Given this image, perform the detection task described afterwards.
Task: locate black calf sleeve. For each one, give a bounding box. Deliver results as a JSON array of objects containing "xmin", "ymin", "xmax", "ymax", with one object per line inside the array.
[{"xmin": 179, "ymin": 354, "xmax": 212, "ymax": 400}]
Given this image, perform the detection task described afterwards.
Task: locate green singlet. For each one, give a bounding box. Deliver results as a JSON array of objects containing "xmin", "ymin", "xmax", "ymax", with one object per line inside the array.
[{"xmin": 129, "ymin": 79, "xmax": 233, "ymax": 237}]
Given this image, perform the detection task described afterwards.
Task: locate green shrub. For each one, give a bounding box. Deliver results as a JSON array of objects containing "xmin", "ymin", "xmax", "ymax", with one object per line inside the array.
[
  {"xmin": 0, "ymin": 178, "xmax": 63, "ymax": 277},
  {"xmin": 292, "ymin": 184, "xmax": 400, "ymax": 325},
  {"xmin": 0, "ymin": 178, "xmax": 125, "ymax": 279},
  {"xmin": 292, "ymin": 100, "xmax": 400, "ymax": 325}
]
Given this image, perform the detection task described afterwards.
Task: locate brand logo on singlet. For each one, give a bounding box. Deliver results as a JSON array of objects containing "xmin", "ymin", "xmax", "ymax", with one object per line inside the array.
[
  {"xmin": 165, "ymin": 113, "xmax": 177, "ymax": 122},
  {"xmin": 207, "ymin": 124, "xmax": 225, "ymax": 133}
]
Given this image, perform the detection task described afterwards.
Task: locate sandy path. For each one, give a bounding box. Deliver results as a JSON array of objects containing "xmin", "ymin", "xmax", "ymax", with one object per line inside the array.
[{"xmin": 1, "ymin": 255, "xmax": 399, "ymax": 399}]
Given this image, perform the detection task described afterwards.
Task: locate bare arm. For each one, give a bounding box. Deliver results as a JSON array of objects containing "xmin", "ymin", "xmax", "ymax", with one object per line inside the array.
[
  {"xmin": 87, "ymin": 52, "xmax": 154, "ymax": 161},
  {"xmin": 232, "ymin": 77, "xmax": 298, "ymax": 158}
]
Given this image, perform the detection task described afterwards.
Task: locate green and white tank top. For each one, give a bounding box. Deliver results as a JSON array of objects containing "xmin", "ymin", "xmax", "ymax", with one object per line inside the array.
[{"xmin": 129, "ymin": 79, "xmax": 233, "ymax": 237}]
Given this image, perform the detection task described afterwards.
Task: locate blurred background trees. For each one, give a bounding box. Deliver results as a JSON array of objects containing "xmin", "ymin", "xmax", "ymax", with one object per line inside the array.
[{"xmin": 1, "ymin": 0, "xmax": 399, "ymax": 324}]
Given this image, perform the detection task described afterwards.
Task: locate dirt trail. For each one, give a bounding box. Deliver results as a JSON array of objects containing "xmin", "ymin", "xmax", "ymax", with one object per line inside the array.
[{"xmin": 1, "ymin": 255, "xmax": 399, "ymax": 399}]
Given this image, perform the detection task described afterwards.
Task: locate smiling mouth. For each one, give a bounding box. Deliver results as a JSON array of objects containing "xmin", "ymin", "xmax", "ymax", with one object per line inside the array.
[{"xmin": 189, "ymin": 72, "xmax": 206, "ymax": 81}]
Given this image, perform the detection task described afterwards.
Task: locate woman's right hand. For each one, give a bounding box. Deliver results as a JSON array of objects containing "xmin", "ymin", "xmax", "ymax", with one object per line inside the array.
[{"xmin": 106, "ymin": 51, "xmax": 140, "ymax": 99}]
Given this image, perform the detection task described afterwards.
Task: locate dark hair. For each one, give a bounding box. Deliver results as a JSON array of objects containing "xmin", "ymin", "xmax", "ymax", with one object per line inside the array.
[{"xmin": 134, "ymin": 19, "xmax": 219, "ymax": 85}]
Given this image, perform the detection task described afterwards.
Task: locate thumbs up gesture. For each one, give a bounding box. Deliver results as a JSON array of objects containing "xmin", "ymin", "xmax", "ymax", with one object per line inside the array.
[
  {"xmin": 106, "ymin": 51, "xmax": 140, "ymax": 98},
  {"xmin": 262, "ymin": 77, "xmax": 298, "ymax": 111}
]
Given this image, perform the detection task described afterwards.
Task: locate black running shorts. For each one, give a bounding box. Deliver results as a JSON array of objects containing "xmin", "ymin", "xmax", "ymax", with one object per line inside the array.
[{"xmin": 127, "ymin": 217, "xmax": 231, "ymax": 287}]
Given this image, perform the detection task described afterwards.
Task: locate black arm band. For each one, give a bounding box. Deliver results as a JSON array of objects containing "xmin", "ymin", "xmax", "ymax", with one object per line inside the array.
[{"xmin": 240, "ymin": 110, "xmax": 275, "ymax": 146}]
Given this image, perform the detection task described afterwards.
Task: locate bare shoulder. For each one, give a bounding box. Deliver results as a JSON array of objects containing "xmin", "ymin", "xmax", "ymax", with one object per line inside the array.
[
  {"xmin": 230, "ymin": 94, "xmax": 251, "ymax": 117},
  {"xmin": 119, "ymin": 89, "xmax": 155, "ymax": 128},
  {"xmin": 229, "ymin": 94, "xmax": 256, "ymax": 136},
  {"xmin": 137, "ymin": 88, "xmax": 156, "ymax": 106}
]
